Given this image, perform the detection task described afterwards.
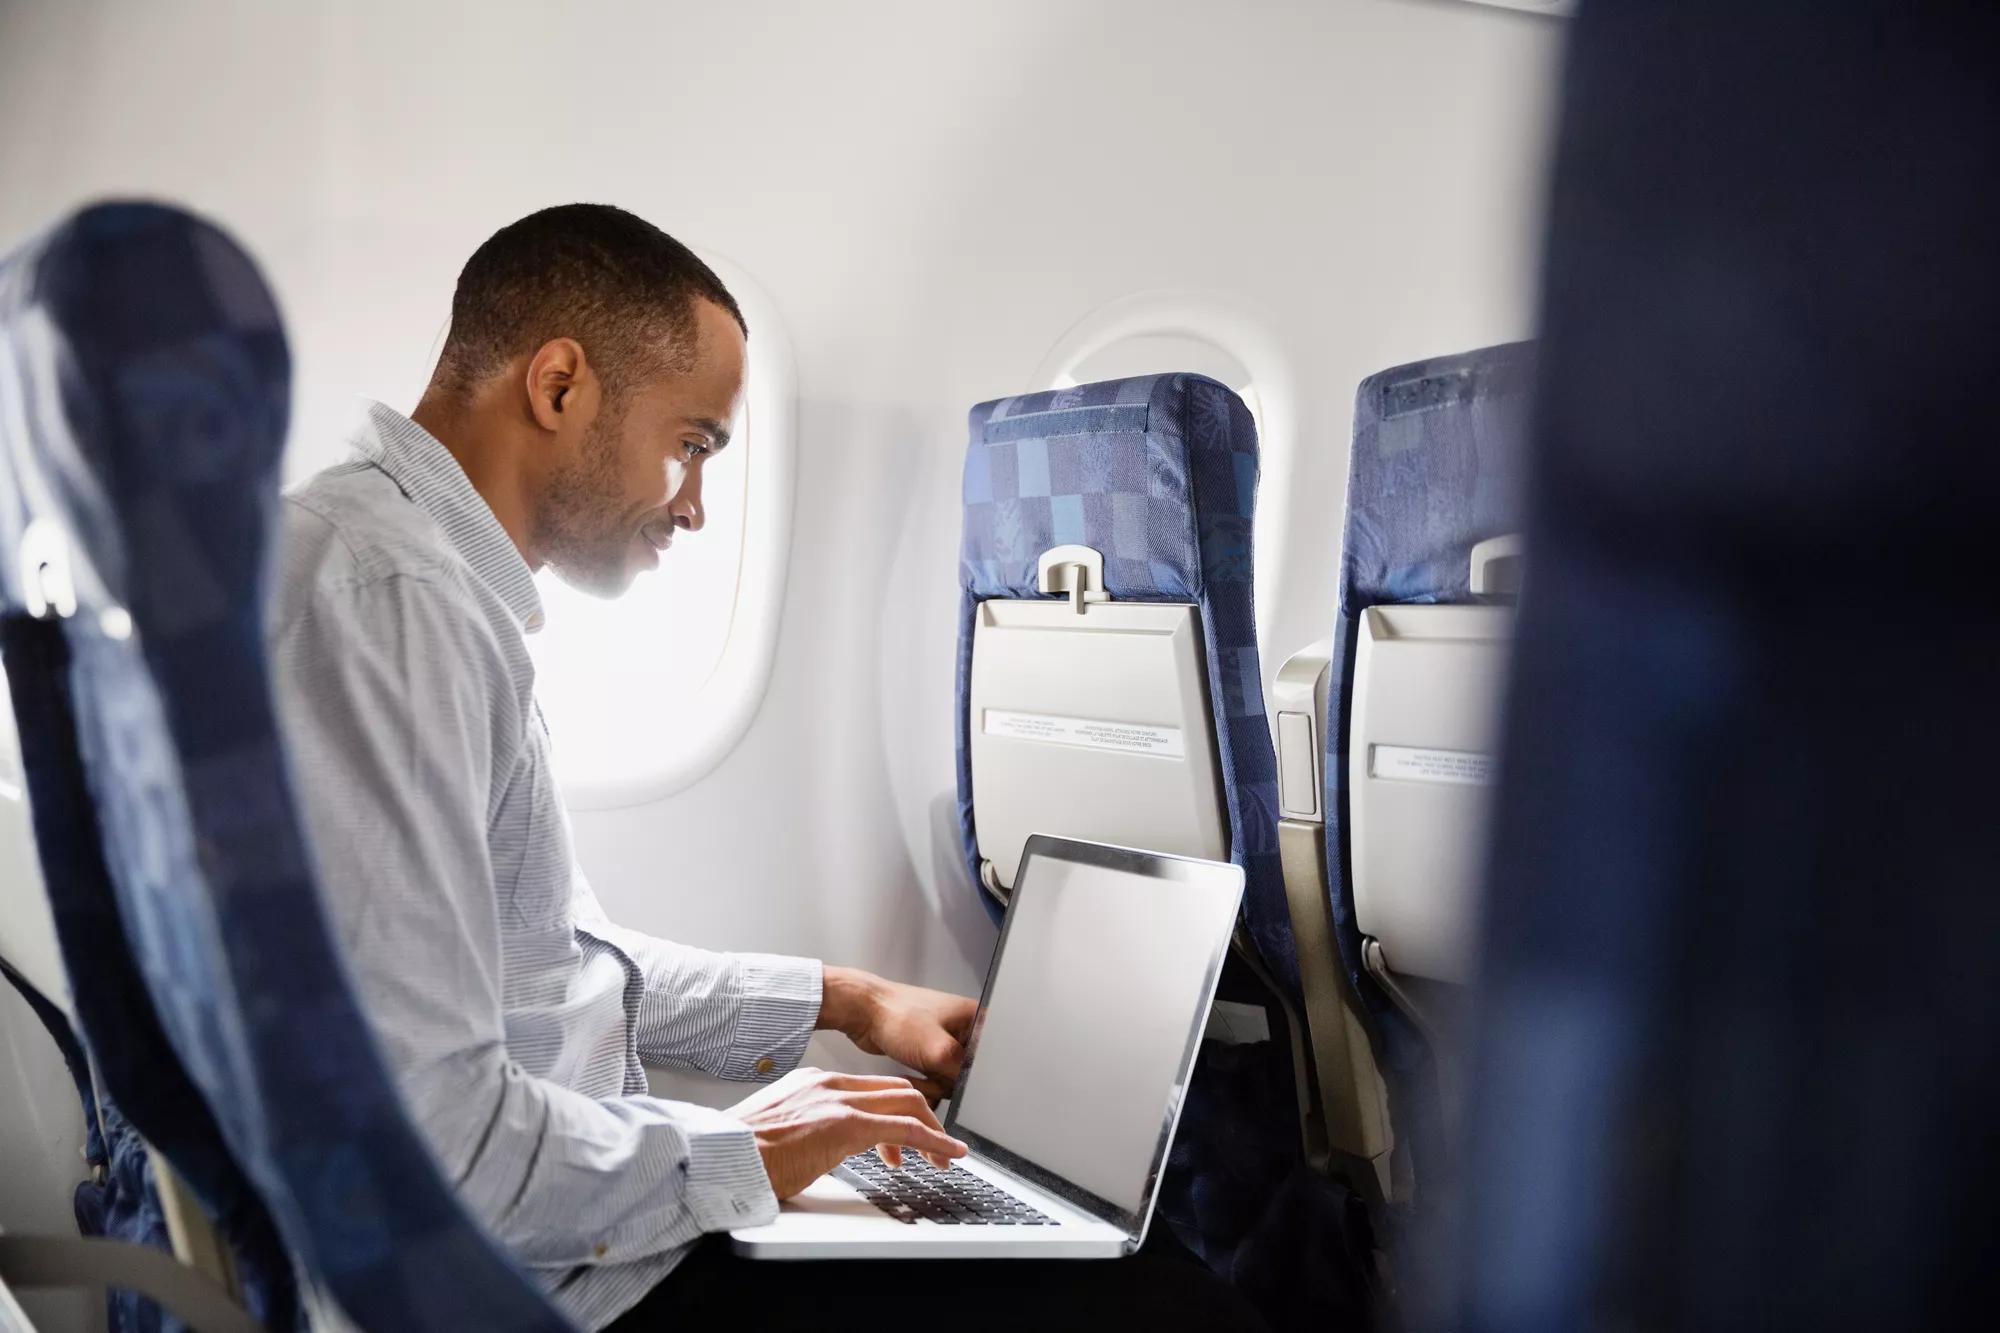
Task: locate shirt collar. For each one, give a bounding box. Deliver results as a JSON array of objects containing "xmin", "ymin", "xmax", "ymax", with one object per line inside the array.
[{"xmin": 353, "ymin": 400, "xmax": 546, "ymax": 633}]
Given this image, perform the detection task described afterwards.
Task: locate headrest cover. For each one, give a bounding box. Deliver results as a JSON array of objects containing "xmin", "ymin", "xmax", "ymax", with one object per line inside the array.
[
  {"xmin": 1342, "ymin": 342, "xmax": 1535, "ymax": 614},
  {"xmin": 0, "ymin": 202, "xmax": 289, "ymax": 622},
  {"xmin": 961, "ymin": 372, "xmax": 1258, "ymax": 604}
]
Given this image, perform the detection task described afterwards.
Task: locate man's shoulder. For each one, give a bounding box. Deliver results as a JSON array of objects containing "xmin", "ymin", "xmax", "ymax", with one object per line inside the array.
[
  {"xmin": 282, "ymin": 461, "xmax": 450, "ymax": 584},
  {"xmin": 273, "ymin": 460, "xmax": 488, "ymax": 638}
]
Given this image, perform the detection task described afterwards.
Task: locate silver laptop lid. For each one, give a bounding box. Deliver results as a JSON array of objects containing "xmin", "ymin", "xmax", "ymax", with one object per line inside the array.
[{"xmin": 943, "ymin": 834, "xmax": 1244, "ymax": 1241}]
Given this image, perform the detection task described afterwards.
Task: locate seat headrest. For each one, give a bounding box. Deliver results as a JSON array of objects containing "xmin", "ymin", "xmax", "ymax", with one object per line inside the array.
[
  {"xmin": 961, "ymin": 372, "xmax": 1258, "ymax": 604},
  {"xmin": 0, "ymin": 200, "xmax": 289, "ymax": 625},
  {"xmin": 1342, "ymin": 342, "xmax": 1535, "ymax": 615}
]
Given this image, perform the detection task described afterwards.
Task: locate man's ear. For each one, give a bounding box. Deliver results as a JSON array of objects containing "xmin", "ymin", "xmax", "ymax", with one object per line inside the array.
[{"xmin": 523, "ymin": 338, "xmax": 594, "ymax": 433}]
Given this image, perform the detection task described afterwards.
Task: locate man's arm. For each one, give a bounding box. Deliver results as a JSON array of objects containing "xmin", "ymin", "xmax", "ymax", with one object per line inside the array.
[
  {"xmin": 276, "ymin": 565, "xmax": 789, "ymax": 1265},
  {"xmin": 272, "ymin": 557, "xmax": 959, "ymax": 1264},
  {"xmin": 568, "ymin": 871, "xmax": 821, "ymax": 1081},
  {"xmin": 576, "ymin": 871, "xmax": 978, "ymax": 1100}
]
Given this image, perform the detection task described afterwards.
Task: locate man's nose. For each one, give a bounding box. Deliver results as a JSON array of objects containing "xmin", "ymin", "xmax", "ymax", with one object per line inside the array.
[{"xmin": 670, "ymin": 465, "xmax": 704, "ymax": 532}]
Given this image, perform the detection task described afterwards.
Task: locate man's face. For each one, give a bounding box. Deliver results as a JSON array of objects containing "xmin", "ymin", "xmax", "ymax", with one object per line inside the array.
[{"xmin": 536, "ymin": 299, "xmax": 747, "ymax": 598}]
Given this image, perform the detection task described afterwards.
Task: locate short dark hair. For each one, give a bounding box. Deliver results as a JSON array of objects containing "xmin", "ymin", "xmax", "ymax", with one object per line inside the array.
[{"xmin": 434, "ymin": 203, "xmax": 746, "ymax": 396}]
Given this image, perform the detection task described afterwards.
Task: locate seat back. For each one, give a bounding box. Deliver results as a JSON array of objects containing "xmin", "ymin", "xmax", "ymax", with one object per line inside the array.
[
  {"xmin": 953, "ymin": 373, "xmax": 1305, "ymax": 1275},
  {"xmin": 954, "ymin": 375, "xmax": 1277, "ymax": 922},
  {"xmin": 1449, "ymin": 4, "xmax": 2000, "ymax": 1326},
  {"xmin": 0, "ymin": 202, "xmax": 567, "ymax": 1331},
  {"xmin": 1315, "ymin": 343, "xmax": 1535, "ymax": 1195},
  {"xmin": 1347, "ymin": 588, "xmax": 1516, "ymax": 987}
]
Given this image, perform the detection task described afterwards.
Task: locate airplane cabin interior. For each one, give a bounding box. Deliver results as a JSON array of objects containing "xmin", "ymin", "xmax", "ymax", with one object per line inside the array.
[{"xmin": 0, "ymin": 2, "xmax": 1993, "ymax": 1331}]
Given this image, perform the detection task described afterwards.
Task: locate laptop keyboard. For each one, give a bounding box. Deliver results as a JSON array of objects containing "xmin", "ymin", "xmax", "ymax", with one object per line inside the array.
[{"xmin": 833, "ymin": 1152, "xmax": 1057, "ymax": 1226}]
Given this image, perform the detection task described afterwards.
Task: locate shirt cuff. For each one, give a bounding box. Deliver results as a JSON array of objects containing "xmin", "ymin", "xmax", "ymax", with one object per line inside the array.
[
  {"xmin": 676, "ymin": 1103, "xmax": 780, "ymax": 1234},
  {"xmin": 720, "ymin": 953, "xmax": 822, "ymax": 1083}
]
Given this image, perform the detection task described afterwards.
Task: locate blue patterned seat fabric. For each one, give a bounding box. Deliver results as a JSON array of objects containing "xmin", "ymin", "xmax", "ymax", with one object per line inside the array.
[
  {"xmin": 1323, "ymin": 341, "xmax": 1535, "ymax": 1180},
  {"xmin": 954, "ymin": 373, "xmax": 1289, "ymax": 980},
  {"xmin": 0, "ymin": 203, "xmax": 569, "ymax": 1331},
  {"xmin": 953, "ymin": 372, "xmax": 1317, "ymax": 1286}
]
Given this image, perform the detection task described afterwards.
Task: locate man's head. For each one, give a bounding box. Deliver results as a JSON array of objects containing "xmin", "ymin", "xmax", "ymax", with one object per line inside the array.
[{"xmin": 428, "ymin": 203, "xmax": 748, "ymax": 597}]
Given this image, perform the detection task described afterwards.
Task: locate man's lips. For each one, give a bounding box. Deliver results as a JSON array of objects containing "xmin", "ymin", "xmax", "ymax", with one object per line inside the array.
[{"xmin": 641, "ymin": 518, "xmax": 675, "ymax": 553}]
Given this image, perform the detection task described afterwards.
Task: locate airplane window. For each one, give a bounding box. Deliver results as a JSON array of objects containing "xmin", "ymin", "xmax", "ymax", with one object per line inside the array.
[{"xmin": 525, "ymin": 258, "xmax": 795, "ymax": 809}]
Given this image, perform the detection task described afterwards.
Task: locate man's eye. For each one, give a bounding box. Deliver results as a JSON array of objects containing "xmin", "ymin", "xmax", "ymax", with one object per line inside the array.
[{"xmin": 683, "ymin": 441, "xmax": 711, "ymax": 459}]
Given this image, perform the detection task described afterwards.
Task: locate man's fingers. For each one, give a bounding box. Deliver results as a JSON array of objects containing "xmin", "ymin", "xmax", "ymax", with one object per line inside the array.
[
  {"xmin": 824, "ymin": 1072, "xmax": 918, "ymax": 1093},
  {"xmin": 842, "ymin": 1084, "xmax": 939, "ymax": 1114},
  {"xmin": 844, "ymin": 1088, "xmax": 950, "ymax": 1134},
  {"xmin": 872, "ymin": 1142, "xmax": 949, "ymax": 1172},
  {"xmin": 925, "ymin": 1035, "xmax": 965, "ymax": 1081},
  {"xmin": 821, "ymin": 1068, "xmax": 954, "ymax": 1106},
  {"xmin": 942, "ymin": 995, "xmax": 978, "ymax": 1044},
  {"xmin": 859, "ymin": 1113, "xmax": 967, "ymax": 1161}
]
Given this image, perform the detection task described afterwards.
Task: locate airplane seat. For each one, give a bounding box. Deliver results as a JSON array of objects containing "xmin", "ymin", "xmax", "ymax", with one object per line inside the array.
[
  {"xmin": 953, "ymin": 373, "xmax": 1368, "ymax": 1313},
  {"xmin": 0, "ymin": 201, "xmax": 566, "ymax": 1330},
  {"xmin": 1273, "ymin": 342, "xmax": 1534, "ymax": 1215},
  {"xmin": 1449, "ymin": 5, "xmax": 2000, "ymax": 1325}
]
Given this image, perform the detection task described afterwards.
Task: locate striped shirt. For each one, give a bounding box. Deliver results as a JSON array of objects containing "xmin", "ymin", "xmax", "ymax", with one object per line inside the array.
[{"xmin": 269, "ymin": 402, "xmax": 821, "ymax": 1328}]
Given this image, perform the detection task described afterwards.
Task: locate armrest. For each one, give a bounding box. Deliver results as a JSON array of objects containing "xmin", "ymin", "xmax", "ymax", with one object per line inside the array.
[
  {"xmin": 0, "ymin": 1235, "xmax": 263, "ymax": 1333},
  {"xmin": 1272, "ymin": 639, "xmax": 1395, "ymax": 1203}
]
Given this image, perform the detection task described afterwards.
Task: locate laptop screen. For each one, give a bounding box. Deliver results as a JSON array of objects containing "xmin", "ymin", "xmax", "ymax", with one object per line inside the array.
[{"xmin": 947, "ymin": 838, "xmax": 1243, "ymax": 1227}]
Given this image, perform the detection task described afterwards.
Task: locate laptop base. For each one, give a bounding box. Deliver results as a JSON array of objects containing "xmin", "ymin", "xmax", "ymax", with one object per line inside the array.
[{"xmin": 729, "ymin": 1155, "xmax": 1130, "ymax": 1260}]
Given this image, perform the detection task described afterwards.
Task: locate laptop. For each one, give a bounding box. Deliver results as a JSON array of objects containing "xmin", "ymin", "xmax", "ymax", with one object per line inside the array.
[{"xmin": 731, "ymin": 833, "xmax": 1243, "ymax": 1259}]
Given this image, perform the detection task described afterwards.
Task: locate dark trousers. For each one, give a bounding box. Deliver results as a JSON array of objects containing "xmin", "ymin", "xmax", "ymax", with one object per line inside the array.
[{"xmin": 609, "ymin": 1226, "xmax": 1269, "ymax": 1331}]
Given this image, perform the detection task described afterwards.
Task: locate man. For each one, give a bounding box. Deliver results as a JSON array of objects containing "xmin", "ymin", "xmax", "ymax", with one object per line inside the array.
[{"xmin": 273, "ymin": 204, "xmax": 1261, "ymax": 1329}]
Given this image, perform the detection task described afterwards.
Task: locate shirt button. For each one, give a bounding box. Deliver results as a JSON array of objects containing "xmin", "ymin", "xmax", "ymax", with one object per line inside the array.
[
  {"xmin": 594, "ymin": 1242, "xmax": 608, "ymax": 1259},
  {"xmin": 755, "ymin": 1057, "xmax": 776, "ymax": 1075}
]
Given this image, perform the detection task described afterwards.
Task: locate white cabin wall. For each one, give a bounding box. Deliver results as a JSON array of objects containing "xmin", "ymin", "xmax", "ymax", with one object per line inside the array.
[{"xmin": 0, "ymin": 0, "xmax": 1561, "ymax": 1277}]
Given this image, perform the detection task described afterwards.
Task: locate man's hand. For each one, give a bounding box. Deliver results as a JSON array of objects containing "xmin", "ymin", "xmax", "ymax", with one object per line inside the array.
[
  {"xmin": 819, "ymin": 966, "xmax": 978, "ymax": 1101},
  {"xmin": 727, "ymin": 1068, "xmax": 968, "ymax": 1199}
]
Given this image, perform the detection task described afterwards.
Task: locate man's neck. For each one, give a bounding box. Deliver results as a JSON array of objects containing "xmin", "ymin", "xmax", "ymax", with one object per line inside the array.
[{"xmin": 410, "ymin": 390, "xmax": 542, "ymax": 570}]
